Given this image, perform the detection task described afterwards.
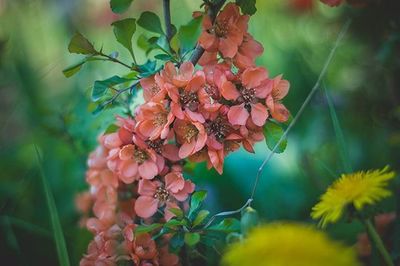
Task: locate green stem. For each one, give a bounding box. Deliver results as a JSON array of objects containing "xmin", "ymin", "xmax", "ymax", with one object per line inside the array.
[{"xmin": 364, "ymin": 218, "xmax": 394, "ymax": 266}]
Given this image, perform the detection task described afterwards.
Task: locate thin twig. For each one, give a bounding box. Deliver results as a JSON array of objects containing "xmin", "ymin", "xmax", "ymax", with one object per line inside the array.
[
  {"xmin": 202, "ymin": 19, "xmax": 352, "ymax": 224},
  {"xmin": 98, "ymin": 52, "xmax": 133, "ymax": 70},
  {"xmin": 189, "ymin": 0, "xmax": 226, "ymax": 65},
  {"xmin": 100, "ymin": 80, "xmax": 139, "ymax": 108},
  {"xmin": 163, "ymin": 0, "xmax": 173, "ymax": 42},
  {"xmin": 203, "ymin": 199, "xmax": 253, "ymax": 228},
  {"xmin": 248, "ymin": 19, "xmax": 352, "ymax": 203}
]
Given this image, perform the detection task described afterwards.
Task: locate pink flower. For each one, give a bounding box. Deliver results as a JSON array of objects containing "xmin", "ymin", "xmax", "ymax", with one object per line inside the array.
[
  {"xmin": 135, "ymin": 101, "xmax": 175, "ymax": 140},
  {"xmin": 118, "ymin": 142, "xmax": 163, "ymax": 183},
  {"xmin": 266, "ymin": 75, "xmax": 290, "ymax": 123},
  {"xmin": 234, "ymin": 33, "xmax": 264, "ymax": 69},
  {"xmin": 140, "ymin": 74, "xmax": 168, "ymax": 102},
  {"xmin": 165, "ymin": 62, "xmax": 207, "ymax": 123},
  {"xmin": 199, "ymin": 3, "xmax": 248, "ymax": 58},
  {"xmin": 174, "ymin": 118, "xmax": 207, "ymax": 159},
  {"xmin": 222, "ymin": 67, "xmax": 271, "ymax": 127},
  {"xmin": 134, "ymin": 172, "xmax": 195, "ymax": 218}
]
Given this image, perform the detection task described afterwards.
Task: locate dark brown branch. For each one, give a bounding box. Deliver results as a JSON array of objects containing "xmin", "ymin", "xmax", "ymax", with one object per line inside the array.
[
  {"xmin": 189, "ymin": 0, "xmax": 226, "ymax": 65},
  {"xmin": 163, "ymin": 0, "xmax": 173, "ymax": 42}
]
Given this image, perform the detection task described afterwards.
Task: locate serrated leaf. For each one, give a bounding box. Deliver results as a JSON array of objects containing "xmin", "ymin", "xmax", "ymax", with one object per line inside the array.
[
  {"xmin": 112, "ymin": 18, "xmax": 136, "ymax": 58},
  {"xmin": 192, "ymin": 210, "xmax": 209, "ymax": 227},
  {"xmin": 92, "ymin": 76, "xmax": 132, "ymax": 102},
  {"xmin": 68, "ymin": 32, "xmax": 96, "ymax": 55},
  {"xmin": 184, "ymin": 232, "xmax": 200, "ymax": 247},
  {"xmin": 263, "ymin": 121, "xmax": 287, "ymax": 153},
  {"xmin": 208, "ymin": 218, "xmax": 241, "ymax": 233},
  {"xmin": 189, "ymin": 190, "xmax": 207, "ymax": 217},
  {"xmin": 135, "ymin": 223, "xmax": 162, "ymax": 235},
  {"xmin": 110, "ymin": 0, "xmax": 133, "ymax": 14},
  {"xmin": 62, "ymin": 60, "xmax": 85, "ymax": 77},
  {"xmin": 137, "ymin": 11, "xmax": 164, "ymax": 35},
  {"xmin": 178, "ymin": 16, "xmax": 203, "ymax": 53},
  {"xmin": 236, "ymin": 0, "xmax": 257, "ymax": 15}
]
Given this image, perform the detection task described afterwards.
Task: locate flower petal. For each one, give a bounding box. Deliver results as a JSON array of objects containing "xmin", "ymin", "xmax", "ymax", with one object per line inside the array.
[
  {"xmin": 228, "ymin": 104, "xmax": 249, "ymax": 125},
  {"xmin": 134, "ymin": 196, "xmax": 158, "ymax": 218}
]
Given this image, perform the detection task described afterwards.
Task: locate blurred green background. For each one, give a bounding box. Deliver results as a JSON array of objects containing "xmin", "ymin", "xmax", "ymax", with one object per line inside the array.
[{"xmin": 0, "ymin": 0, "xmax": 399, "ymax": 265}]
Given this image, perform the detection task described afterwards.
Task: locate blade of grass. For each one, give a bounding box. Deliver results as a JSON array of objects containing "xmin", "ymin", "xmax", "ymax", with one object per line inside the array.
[
  {"xmin": 0, "ymin": 215, "xmax": 52, "ymax": 238},
  {"xmin": 34, "ymin": 145, "xmax": 70, "ymax": 266},
  {"xmin": 323, "ymin": 84, "xmax": 352, "ymax": 173}
]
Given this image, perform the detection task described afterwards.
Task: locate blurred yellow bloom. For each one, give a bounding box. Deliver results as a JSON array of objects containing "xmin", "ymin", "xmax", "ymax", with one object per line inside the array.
[
  {"xmin": 311, "ymin": 166, "xmax": 395, "ymax": 227},
  {"xmin": 222, "ymin": 223, "xmax": 359, "ymax": 266}
]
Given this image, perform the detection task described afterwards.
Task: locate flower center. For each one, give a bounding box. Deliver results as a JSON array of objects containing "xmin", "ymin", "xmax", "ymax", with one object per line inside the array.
[
  {"xmin": 134, "ymin": 149, "xmax": 149, "ymax": 164},
  {"xmin": 154, "ymin": 187, "xmax": 169, "ymax": 202},
  {"xmin": 213, "ymin": 19, "xmax": 229, "ymax": 38},
  {"xmin": 179, "ymin": 89, "xmax": 199, "ymax": 111},
  {"xmin": 150, "ymin": 85, "xmax": 160, "ymax": 95},
  {"xmin": 206, "ymin": 116, "xmax": 231, "ymax": 142},
  {"xmin": 204, "ymin": 84, "xmax": 220, "ymax": 103},
  {"xmin": 153, "ymin": 113, "xmax": 167, "ymax": 127},
  {"xmin": 183, "ymin": 124, "xmax": 199, "ymax": 143},
  {"xmin": 146, "ymin": 139, "xmax": 164, "ymax": 154}
]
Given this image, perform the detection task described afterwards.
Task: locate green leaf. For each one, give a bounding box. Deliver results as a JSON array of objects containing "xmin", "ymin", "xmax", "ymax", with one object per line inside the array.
[
  {"xmin": 68, "ymin": 32, "xmax": 96, "ymax": 55},
  {"xmin": 104, "ymin": 124, "xmax": 119, "ymax": 134},
  {"xmin": 112, "ymin": 18, "xmax": 136, "ymax": 58},
  {"xmin": 208, "ymin": 218, "xmax": 241, "ymax": 233},
  {"xmin": 189, "ymin": 190, "xmax": 207, "ymax": 217},
  {"xmin": 92, "ymin": 76, "xmax": 132, "ymax": 102},
  {"xmin": 135, "ymin": 223, "xmax": 162, "ymax": 235},
  {"xmin": 240, "ymin": 207, "xmax": 259, "ymax": 236},
  {"xmin": 164, "ymin": 219, "xmax": 187, "ymax": 229},
  {"xmin": 236, "ymin": 0, "xmax": 257, "ymax": 15},
  {"xmin": 169, "ymin": 233, "xmax": 184, "ymax": 252},
  {"xmin": 110, "ymin": 0, "xmax": 133, "ymax": 14},
  {"xmin": 168, "ymin": 208, "xmax": 184, "ymax": 219},
  {"xmin": 154, "ymin": 54, "xmax": 172, "ymax": 61},
  {"xmin": 192, "ymin": 210, "xmax": 210, "ymax": 227},
  {"xmin": 178, "ymin": 16, "xmax": 203, "ymax": 53},
  {"xmin": 184, "ymin": 232, "xmax": 200, "ymax": 247},
  {"xmin": 263, "ymin": 121, "xmax": 287, "ymax": 153},
  {"xmin": 35, "ymin": 146, "xmax": 70, "ymax": 266},
  {"xmin": 137, "ymin": 11, "xmax": 164, "ymax": 35},
  {"xmin": 138, "ymin": 60, "xmax": 159, "ymax": 78},
  {"xmin": 62, "ymin": 60, "xmax": 85, "ymax": 78}
]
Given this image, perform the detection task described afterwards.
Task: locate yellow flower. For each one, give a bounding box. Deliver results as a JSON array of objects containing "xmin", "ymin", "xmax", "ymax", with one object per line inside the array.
[
  {"xmin": 311, "ymin": 166, "xmax": 395, "ymax": 227},
  {"xmin": 222, "ymin": 223, "xmax": 359, "ymax": 266}
]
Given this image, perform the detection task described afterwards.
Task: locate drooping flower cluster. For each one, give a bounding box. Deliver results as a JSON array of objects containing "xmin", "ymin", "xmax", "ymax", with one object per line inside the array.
[{"xmin": 78, "ymin": 2, "xmax": 290, "ymax": 265}]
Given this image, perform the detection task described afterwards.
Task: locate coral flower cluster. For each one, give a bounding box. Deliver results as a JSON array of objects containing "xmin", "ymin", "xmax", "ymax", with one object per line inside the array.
[{"xmin": 77, "ymin": 3, "xmax": 290, "ymax": 265}]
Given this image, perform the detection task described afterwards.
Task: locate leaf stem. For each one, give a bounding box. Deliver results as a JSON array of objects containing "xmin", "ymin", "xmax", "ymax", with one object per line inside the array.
[
  {"xmin": 363, "ymin": 218, "xmax": 394, "ymax": 266},
  {"xmin": 100, "ymin": 80, "xmax": 139, "ymax": 108},
  {"xmin": 98, "ymin": 51, "xmax": 134, "ymax": 70}
]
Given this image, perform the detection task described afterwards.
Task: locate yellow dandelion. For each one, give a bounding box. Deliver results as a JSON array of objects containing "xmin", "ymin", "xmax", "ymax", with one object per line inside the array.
[
  {"xmin": 222, "ymin": 223, "xmax": 359, "ymax": 266},
  {"xmin": 311, "ymin": 166, "xmax": 395, "ymax": 227}
]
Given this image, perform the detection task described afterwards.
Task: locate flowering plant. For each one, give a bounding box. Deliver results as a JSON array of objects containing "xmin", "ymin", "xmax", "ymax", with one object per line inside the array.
[{"xmin": 63, "ymin": 0, "xmax": 398, "ymax": 265}]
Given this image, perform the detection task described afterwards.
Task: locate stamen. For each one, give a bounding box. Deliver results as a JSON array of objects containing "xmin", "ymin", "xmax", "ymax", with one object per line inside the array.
[
  {"xmin": 134, "ymin": 149, "xmax": 149, "ymax": 164},
  {"xmin": 153, "ymin": 187, "xmax": 169, "ymax": 202}
]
